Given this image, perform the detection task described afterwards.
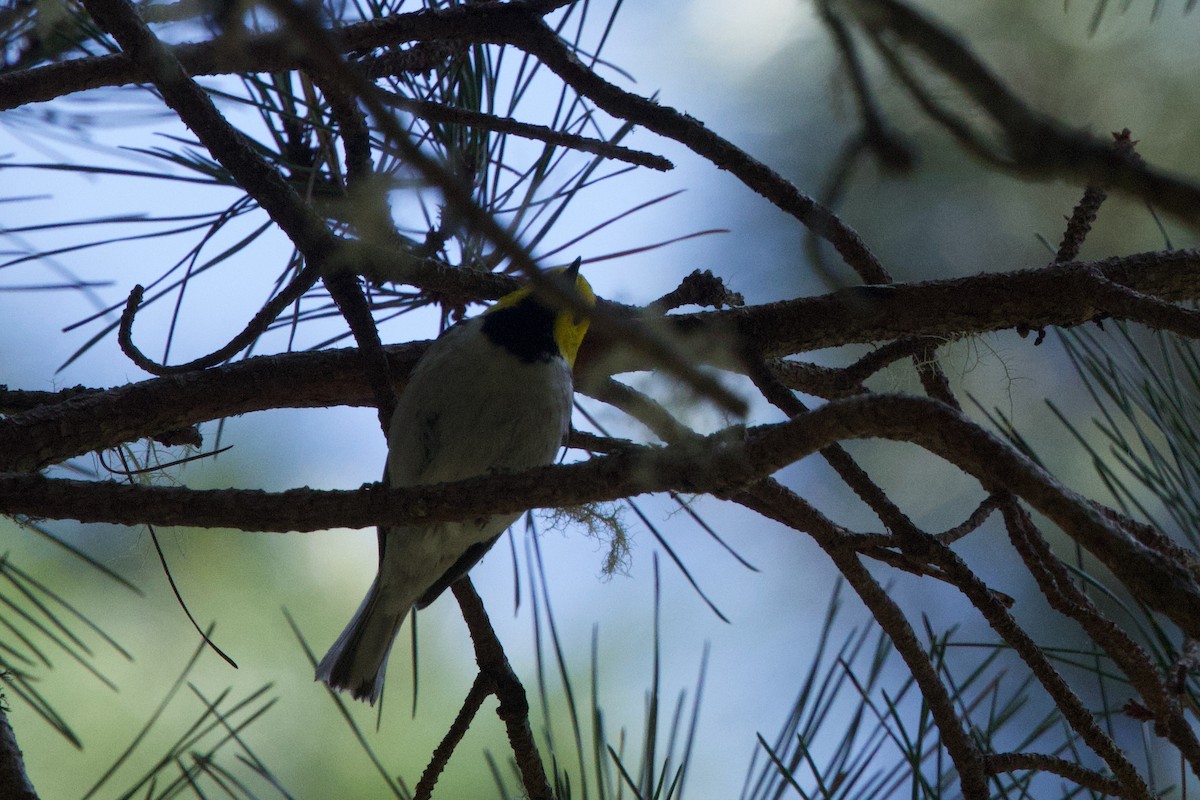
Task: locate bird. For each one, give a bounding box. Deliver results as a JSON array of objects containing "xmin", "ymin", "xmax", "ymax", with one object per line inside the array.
[{"xmin": 316, "ymin": 261, "xmax": 594, "ymax": 704}]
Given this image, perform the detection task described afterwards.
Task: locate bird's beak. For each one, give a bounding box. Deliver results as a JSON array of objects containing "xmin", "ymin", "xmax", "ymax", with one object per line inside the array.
[{"xmin": 565, "ymin": 257, "xmax": 582, "ymax": 281}]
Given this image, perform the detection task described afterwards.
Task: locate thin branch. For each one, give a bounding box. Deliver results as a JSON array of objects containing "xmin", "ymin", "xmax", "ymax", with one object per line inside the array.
[
  {"xmin": 816, "ymin": 0, "xmax": 916, "ymax": 174},
  {"xmin": 768, "ymin": 337, "xmax": 940, "ymax": 399},
  {"xmin": 985, "ymin": 751, "xmax": 1124, "ymax": 796},
  {"xmin": 315, "ymin": 75, "xmax": 398, "ymax": 433},
  {"xmin": 377, "ymin": 92, "xmax": 673, "ymax": 172},
  {"xmin": 735, "ymin": 478, "xmax": 988, "ymax": 798},
  {"xmin": 321, "ymin": 273, "xmax": 395, "ymax": 433},
  {"xmin": 1002, "ymin": 500, "xmax": 1200, "ymax": 774},
  {"xmin": 924, "ymin": 532, "xmax": 1152, "ymax": 798},
  {"xmin": 509, "ymin": 15, "xmax": 889, "ymax": 281},
  {"xmin": 413, "ymin": 673, "xmax": 491, "ymax": 800},
  {"xmin": 843, "ymin": 0, "xmax": 1200, "ymax": 226},
  {"xmin": 80, "ymin": 0, "xmax": 342, "ymax": 374},
  {"xmin": 117, "ymin": 270, "xmax": 320, "ymax": 375},
  {"xmin": 742, "ymin": 345, "xmax": 929, "ymax": 539},
  {"xmin": 935, "ymin": 494, "xmax": 1000, "ymax": 545},
  {"xmin": 452, "ymin": 580, "xmax": 551, "ymax": 800}
]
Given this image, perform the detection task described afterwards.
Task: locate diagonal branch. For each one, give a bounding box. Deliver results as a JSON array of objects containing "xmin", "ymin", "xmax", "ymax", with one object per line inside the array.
[
  {"xmin": 842, "ymin": 0, "xmax": 1200, "ymax": 226},
  {"xmin": 79, "ymin": 0, "xmax": 339, "ymax": 266},
  {"xmin": 451, "ymin": 580, "xmax": 551, "ymax": 799}
]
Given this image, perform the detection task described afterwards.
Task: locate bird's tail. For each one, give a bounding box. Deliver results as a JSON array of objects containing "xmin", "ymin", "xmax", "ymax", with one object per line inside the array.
[{"xmin": 315, "ymin": 577, "xmax": 409, "ymax": 705}]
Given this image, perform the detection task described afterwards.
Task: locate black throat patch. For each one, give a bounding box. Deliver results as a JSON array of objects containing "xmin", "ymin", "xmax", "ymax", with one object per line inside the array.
[{"xmin": 480, "ymin": 298, "xmax": 560, "ymax": 363}]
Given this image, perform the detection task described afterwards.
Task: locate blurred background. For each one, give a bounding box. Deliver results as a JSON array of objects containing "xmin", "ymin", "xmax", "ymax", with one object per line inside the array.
[{"xmin": 2, "ymin": 0, "xmax": 1199, "ymax": 796}]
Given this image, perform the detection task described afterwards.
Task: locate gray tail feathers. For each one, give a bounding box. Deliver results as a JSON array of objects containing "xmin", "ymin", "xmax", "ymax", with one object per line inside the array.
[{"xmin": 315, "ymin": 577, "xmax": 408, "ymax": 705}]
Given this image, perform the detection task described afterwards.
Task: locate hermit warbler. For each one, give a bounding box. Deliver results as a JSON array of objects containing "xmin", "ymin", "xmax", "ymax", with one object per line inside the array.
[{"xmin": 316, "ymin": 261, "xmax": 595, "ymax": 703}]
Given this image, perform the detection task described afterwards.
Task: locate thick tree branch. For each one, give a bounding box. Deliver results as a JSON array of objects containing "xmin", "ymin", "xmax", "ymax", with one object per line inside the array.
[
  {"xmin": 5, "ymin": 394, "xmax": 1200, "ymax": 644},
  {"xmin": 4, "ymin": 248, "xmax": 1198, "ymax": 472},
  {"xmin": 696, "ymin": 248, "xmax": 1200, "ymax": 359},
  {"xmin": 0, "ymin": 345, "xmax": 426, "ymax": 473}
]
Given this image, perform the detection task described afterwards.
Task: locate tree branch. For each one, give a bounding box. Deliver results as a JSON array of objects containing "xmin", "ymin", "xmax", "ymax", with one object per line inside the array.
[
  {"xmin": 79, "ymin": 0, "xmax": 339, "ymax": 267},
  {"xmin": 843, "ymin": 0, "xmax": 1200, "ymax": 226},
  {"xmin": 0, "ymin": 707, "xmax": 38, "ymax": 800},
  {"xmin": 6, "ymin": 394, "xmax": 1200, "ymax": 644},
  {"xmin": 452, "ymin": 580, "xmax": 551, "ymax": 799},
  {"xmin": 5, "ymin": 248, "xmax": 1199, "ymax": 472}
]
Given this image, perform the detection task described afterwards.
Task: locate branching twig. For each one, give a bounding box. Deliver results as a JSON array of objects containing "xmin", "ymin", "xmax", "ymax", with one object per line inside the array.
[
  {"xmin": 736, "ymin": 478, "xmax": 988, "ymax": 798},
  {"xmin": 117, "ymin": 269, "xmax": 320, "ymax": 375},
  {"xmin": 451, "ymin": 580, "xmax": 551, "ymax": 800},
  {"xmin": 1002, "ymin": 500, "xmax": 1200, "ymax": 774},
  {"xmin": 921, "ymin": 529, "xmax": 1152, "ymax": 798},
  {"xmin": 843, "ymin": 0, "xmax": 1200, "ymax": 226}
]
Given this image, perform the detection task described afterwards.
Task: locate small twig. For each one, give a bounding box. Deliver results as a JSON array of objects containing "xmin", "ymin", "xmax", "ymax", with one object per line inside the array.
[
  {"xmin": 935, "ymin": 494, "xmax": 1001, "ymax": 544},
  {"xmin": 768, "ymin": 338, "xmax": 936, "ymax": 399},
  {"xmin": 743, "ymin": 345, "xmax": 930, "ymax": 542},
  {"xmin": 376, "ymin": 92, "xmax": 674, "ymax": 172},
  {"xmin": 649, "ymin": 269, "xmax": 745, "ymax": 312},
  {"xmin": 1056, "ymin": 185, "xmax": 1108, "ymax": 264},
  {"xmin": 117, "ymin": 269, "xmax": 320, "ymax": 375},
  {"xmin": 309, "ymin": 71, "xmax": 399, "ymax": 431},
  {"xmin": 413, "ymin": 673, "xmax": 491, "ymax": 800},
  {"xmin": 817, "ymin": 0, "xmax": 915, "ymax": 173},
  {"xmin": 83, "ymin": 0, "xmax": 340, "ymax": 375},
  {"xmin": 984, "ymin": 752, "xmax": 1124, "ymax": 796},
  {"xmin": 1056, "ymin": 130, "xmax": 1139, "ymax": 263}
]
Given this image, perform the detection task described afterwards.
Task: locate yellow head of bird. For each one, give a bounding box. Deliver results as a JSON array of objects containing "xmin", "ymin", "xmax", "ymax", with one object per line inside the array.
[{"xmin": 487, "ymin": 260, "xmax": 594, "ymax": 367}]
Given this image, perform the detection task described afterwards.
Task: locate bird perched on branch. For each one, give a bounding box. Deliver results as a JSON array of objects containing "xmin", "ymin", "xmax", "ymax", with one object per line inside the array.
[{"xmin": 316, "ymin": 261, "xmax": 594, "ymax": 704}]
